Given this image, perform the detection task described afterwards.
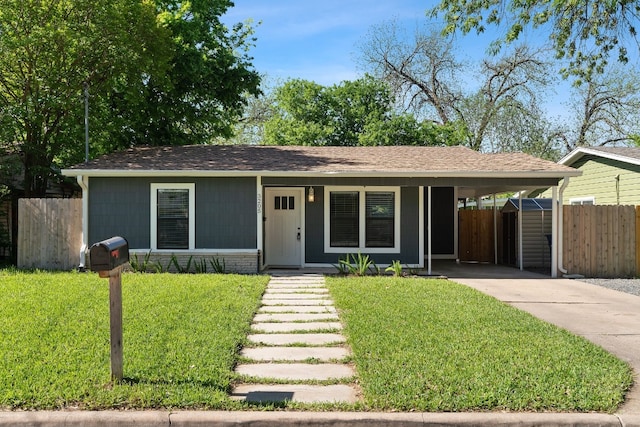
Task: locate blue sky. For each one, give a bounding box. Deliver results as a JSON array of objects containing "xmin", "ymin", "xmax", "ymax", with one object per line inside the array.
[
  {"xmin": 223, "ymin": 1, "xmax": 458, "ymax": 85},
  {"xmin": 220, "ymin": 1, "xmax": 580, "ymax": 119}
]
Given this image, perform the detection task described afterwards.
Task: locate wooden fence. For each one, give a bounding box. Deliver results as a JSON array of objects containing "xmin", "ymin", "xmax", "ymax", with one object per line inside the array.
[
  {"xmin": 458, "ymin": 209, "xmax": 498, "ymax": 263},
  {"xmin": 563, "ymin": 205, "xmax": 639, "ymax": 278},
  {"xmin": 18, "ymin": 198, "xmax": 83, "ymax": 270}
]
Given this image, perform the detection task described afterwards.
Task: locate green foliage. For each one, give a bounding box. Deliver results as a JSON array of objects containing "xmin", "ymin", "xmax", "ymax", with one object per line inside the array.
[
  {"xmin": 431, "ymin": 0, "xmax": 639, "ymax": 81},
  {"xmin": 384, "ymin": 260, "xmax": 404, "ymax": 277},
  {"xmin": 0, "ymin": 271, "xmax": 268, "ymax": 410},
  {"xmin": 209, "ymin": 257, "xmax": 227, "ymax": 274},
  {"xmin": 0, "ymin": 0, "xmax": 260, "ymax": 195},
  {"xmin": 264, "ymin": 75, "xmax": 457, "ymax": 146},
  {"xmin": 167, "ymin": 255, "xmax": 195, "ymax": 274},
  {"xmin": 129, "ymin": 252, "xmax": 161, "ymax": 273},
  {"xmin": 93, "ymin": 0, "xmax": 261, "ymax": 153},
  {"xmin": 327, "ymin": 276, "xmax": 633, "ymax": 411},
  {"xmin": 335, "ymin": 253, "xmax": 375, "ymax": 276},
  {"xmin": 0, "ymin": 0, "xmax": 169, "ymax": 196}
]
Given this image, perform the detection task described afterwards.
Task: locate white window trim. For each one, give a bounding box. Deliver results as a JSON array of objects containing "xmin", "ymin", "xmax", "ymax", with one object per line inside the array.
[
  {"xmin": 324, "ymin": 186, "xmax": 401, "ymax": 254},
  {"xmin": 150, "ymin": 183, "xmax": 196, "ymax": 251},
  {"xmin": 569, "ymin": 196, "xmax": 595, "ymax": 205}
]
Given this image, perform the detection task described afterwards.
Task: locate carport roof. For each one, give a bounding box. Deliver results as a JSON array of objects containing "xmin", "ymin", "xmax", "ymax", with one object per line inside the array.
[{"xmin": 63, "ymin": 145, "xmax": 580, "ymax": 179}]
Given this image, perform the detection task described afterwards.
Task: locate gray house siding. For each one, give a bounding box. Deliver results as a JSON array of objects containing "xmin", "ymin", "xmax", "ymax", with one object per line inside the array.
[
  {"xmin": 89, "ymin": 177, "xmax": 257, "ymax": 249},
  {"xmin": 303, "ymin": 186, "xmax": 420, "ymax": 265},
  {"xmin": 89, "ymin": 178, "xmax": 150, "ymax": 247},
  {"xmin": 195, "ymin": 178, "xmax": 256, "ymax": 248}
]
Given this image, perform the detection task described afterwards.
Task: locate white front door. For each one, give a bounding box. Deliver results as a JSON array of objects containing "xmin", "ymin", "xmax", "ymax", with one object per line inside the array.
[{"xmin": 265, "ymin": 188, "xmax": 303, "ymax": 267}]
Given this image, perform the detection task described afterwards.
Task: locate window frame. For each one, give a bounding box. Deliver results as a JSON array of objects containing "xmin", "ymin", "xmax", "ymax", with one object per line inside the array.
[
  {"xmin": 569, "ymin": 196, "xmax": 595, "ymax": 205},
  {"xmin": 324, "ymin": 186, "xmax": 400, "ymax": 254},
  {"xmin": 150, "ymin": 183, "xmax": 195, "ymax": 251}
]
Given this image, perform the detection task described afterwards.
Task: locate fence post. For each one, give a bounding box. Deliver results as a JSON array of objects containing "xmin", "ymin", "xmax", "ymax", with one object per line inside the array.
[{"xmin": 636, "ymin": 206, "xmax": 640, "ymax": 277}]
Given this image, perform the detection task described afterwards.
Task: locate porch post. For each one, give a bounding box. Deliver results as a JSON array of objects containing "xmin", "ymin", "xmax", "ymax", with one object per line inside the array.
[
  {"xmin": 418, "ymin": 186, "xmax": 424, "ymax": 269},
  {"xmin": 427, "ymin": 186, "xmax": 432, "ymax": 275},
  {"xmin": 519, "ymin": 193, "xmax": 523, "ymax": 271},
  {"xmin": 493, "ymin": 194, "xmax": 497, "ymax": 265},
  {"xmin": 551, "ymin": 186, "xmax": 558, "ymax": 278},
  {"xmin": 256, "ymin": 176, "xmax": 263, "ymax": 270}
]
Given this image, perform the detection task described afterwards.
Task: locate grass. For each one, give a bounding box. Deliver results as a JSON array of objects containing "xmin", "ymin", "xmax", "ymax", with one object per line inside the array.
[
  {"xmin": 0, "ymin": 270, "xmax": 633, "ymax": 412},
  {"xmin": 327, "ymin": 276, "xmax": 633, "ymax": 413},
  {"xmin": 0, "ymin": 270, "xmax": 268, "ymax": 410}
]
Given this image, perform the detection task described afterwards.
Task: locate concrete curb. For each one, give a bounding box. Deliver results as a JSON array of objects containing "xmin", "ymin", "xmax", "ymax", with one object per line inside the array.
[{"xmin": 1, "ymin": 411, "xmax": 637, "ymax": 427}]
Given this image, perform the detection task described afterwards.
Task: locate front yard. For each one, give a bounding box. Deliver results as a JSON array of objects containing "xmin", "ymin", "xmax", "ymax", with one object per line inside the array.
[{"xmin": 0, "ymin": 270, "xmax": 633, "ymax": 411}]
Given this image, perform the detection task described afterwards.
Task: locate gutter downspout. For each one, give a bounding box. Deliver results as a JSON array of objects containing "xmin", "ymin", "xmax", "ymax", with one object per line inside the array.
[
  {"xmin": 77, "ymin": 175, "xmax": 89, "ymax": 270},
  {"xmin": 558, "ymin": 177, "xmax": 570, "ymax": 275}
]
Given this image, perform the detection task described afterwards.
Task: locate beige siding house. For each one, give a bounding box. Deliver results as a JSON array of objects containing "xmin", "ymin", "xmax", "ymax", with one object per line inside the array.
[{"xmin": 536, "ymin": 147, "xmax": 640, "ymax": 205}]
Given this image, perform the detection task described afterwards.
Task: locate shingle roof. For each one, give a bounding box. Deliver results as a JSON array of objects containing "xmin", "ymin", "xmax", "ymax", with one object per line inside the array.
[
  {"xmin": 63, "ymin": 145, "xmax": 579, "ymax": 177},
  {"xmin": 560, "ymin": 146, "xmax": 640, "ymax": 167},
  {"xmin": 583, "ymin": 146, "xmax": 640, "ymax": 161}
]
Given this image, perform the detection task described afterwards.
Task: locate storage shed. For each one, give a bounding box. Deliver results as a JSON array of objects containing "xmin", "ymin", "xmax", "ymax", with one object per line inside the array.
[{"xmin": 501, "ymin": 198, "xmax": 552, "ymax": 269}]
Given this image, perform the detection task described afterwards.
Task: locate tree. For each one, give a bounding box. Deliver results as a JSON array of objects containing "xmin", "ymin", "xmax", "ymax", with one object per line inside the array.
[
  {"xmin": 358, "ymin": 21, "xmax": 552, "ymax": 152},
  {"xmin": 93, "ymin": 0, "xmax": 261, "ymax": 153},
  {"xmin": 263, "ymin": 76, "xmax": 466, "ymax": 146},
  {"xmin": 0, "ymin": 1, "xmax": 261, "ymax": 196},
  {"xmin": 551, "ymin": 67, "xmax": 640, "ymax": 151},
  {"xmin": 431, "ymin": 0, "xmax": 640, "ymax": 81},
  {"xmin": 0, "ymin": 0, "xmax": 169, "ymax": 196}
]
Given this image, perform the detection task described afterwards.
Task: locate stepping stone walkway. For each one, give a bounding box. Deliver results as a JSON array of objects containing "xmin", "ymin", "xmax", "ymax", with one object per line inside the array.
[{"xmin": 231, "ymin": 274, "xmax": 360, "ymax": 405}]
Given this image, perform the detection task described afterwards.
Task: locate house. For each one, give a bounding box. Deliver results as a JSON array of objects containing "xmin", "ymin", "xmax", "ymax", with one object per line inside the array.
[
  {"xmin": 534, "ymin": 146, "xmax": 640, "ymax": 205},
  {"xmin": 61, "ymin": 145, "xmax": 580, "ymax": 276}
]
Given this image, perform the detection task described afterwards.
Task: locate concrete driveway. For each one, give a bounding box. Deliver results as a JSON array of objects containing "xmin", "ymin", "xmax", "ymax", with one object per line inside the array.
[{"xmin": 434, "ymin": 262, "xmax": 640, "ymax": 415}]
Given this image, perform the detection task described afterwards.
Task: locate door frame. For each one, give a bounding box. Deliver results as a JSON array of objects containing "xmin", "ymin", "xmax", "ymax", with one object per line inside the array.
[{"xmin": 263, "ymin": 187, "xmax": 305, "ymax": 268}]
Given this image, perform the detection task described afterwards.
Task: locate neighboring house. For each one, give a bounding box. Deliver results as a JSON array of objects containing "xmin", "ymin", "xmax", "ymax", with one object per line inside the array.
[
  {"xmin": 534, "ymin": 146, "xmax": 640, "ymax": 205},
  {"xmin": 61, "ymin": 145, "xmax": 580, "ymax": 275}
]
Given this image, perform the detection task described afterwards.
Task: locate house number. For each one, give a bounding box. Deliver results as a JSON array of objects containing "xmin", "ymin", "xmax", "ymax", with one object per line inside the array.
[{"xmin": 257, "ymin": 194, "xmax": 262, "ymax": 214}]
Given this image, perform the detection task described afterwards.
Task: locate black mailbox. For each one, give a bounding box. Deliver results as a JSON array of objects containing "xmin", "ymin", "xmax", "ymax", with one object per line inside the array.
[{"xmin": 90, "ymin": 236, "xmax": 129, "ymax": 272}]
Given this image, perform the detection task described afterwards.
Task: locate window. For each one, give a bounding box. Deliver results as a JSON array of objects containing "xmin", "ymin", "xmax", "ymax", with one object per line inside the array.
[
  {"xmin": 365, "ymin": 192, "xmax": 395, "ymax": 248},
  {"xmin": 151, "ymin": 183, "xmax": 195, "ymax": 250},
  {"xmin": 330, "ymin": 192, "xmax": 359, "ymax": 247},
  {"xmin": 275, "ymin": 196, "xmax": 295, "ymax": 210},
  {"xmin": 325, "ymin": 186, "xmax": 400, "ymax": 253},
  {"xmin": 570, "ymin": 197, "xmax": 595, "ymax": 205}
]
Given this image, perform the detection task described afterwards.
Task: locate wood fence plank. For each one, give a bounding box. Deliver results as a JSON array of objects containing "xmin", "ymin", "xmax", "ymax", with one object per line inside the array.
[
  {"xmin": 18, "ymin": 198, "xmax": 82, "ymax": 270},
  {"xmin": 637, "ymin": 206, "xmax": 640, "ymax": 276}
]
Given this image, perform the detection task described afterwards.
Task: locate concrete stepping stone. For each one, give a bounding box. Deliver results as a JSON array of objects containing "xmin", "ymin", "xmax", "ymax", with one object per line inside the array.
[
  {"xmin": 252, "ymin": 322, "xmax": 342, "ymax": 333},
  {"xmin": 253, "ymin": 313, "xmax": 338, "ymax": 322},
  {"xmin": 231, "ymin": 384, "xmax": 359, "ymax": 404},
  {"xmin": 241, "ymin": 346, "xmax": 350, "ymax": 362},
  {"xmin": 262, "ymin": 293, "xmax": 328, "ymax": 300},
  {"xmin": 258, "ymin": 305, "xmax": 337, "ymax": 313},
  {"xmin": 261, "ymin": 299, "xmax": 333, "ymax": 306},
  {"xmin": 264, "ymin": 288, "xmax": 329, "ymax": 294},
  {"xmin": 247, "ymin": 333, "xmax": 346, "ymax": 346},
  {"xmin": 236, "ymin": 363, "xmax": 355, "ymax": 381}
]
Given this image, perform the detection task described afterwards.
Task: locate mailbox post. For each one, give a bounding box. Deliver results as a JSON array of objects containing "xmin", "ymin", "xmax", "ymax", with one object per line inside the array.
[{"xmin": 90, "ymin": 236, "xmax": 129, "ymax": 383}]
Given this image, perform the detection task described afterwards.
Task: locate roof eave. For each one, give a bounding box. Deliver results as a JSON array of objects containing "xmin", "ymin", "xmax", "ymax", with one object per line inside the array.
[
  {"xmin": 560, "ymin": 147, "xmax": 640, "ymax": 167},
  {"xmin": 61, "ymin": 169, "xmax": 581, "ymax": 179}
]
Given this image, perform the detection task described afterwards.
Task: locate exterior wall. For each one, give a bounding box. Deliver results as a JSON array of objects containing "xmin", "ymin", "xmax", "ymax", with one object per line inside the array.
[
  {"xmin": 89, "ymin": 177, "xmax": 257, "ymax": 249},
  {"xmin": 540, "ymin": 155, "xmax": 640, "ymax": 205}
]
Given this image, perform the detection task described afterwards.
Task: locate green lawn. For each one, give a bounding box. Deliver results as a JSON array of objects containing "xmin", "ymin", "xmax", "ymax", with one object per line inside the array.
[
  {"xmin": 0, "ymin": 271, "xmax": 633, "ymax": 412},
  {"xmin": 0, "ymin": 270, "xmax": 268, "ymax": 410},
  {"xmin": 327, "ymin": 276, "xmax": 633, "ymax": 413}
]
